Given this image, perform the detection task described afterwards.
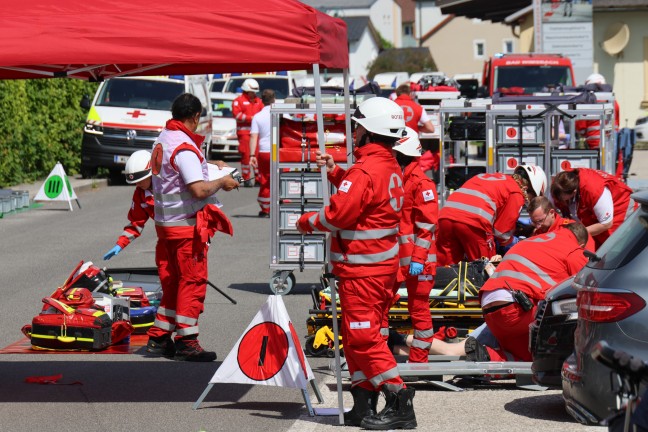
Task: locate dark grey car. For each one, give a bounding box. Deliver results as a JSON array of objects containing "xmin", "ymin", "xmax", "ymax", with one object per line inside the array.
[{"xmin": 561, "ymin": 189, "xmax": 648, "ymax": 425}]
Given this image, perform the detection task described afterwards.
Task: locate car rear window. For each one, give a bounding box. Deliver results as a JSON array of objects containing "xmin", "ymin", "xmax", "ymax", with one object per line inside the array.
[{"xmin": 587, "ymin": 205, "xmax": 648, "ymax": 270}]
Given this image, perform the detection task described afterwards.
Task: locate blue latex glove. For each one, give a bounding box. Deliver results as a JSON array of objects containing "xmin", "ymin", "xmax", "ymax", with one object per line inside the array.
[
  {"xmin": 409, "ymin": 262, "xmax": 424, "ymax": 276},
  {"xmin": 103, "ymin": 245, "xmax": 122, "ymax": 260},
  {"xmin": 518, "ymin": 216, "xmax": 531, "ymax": 226}
]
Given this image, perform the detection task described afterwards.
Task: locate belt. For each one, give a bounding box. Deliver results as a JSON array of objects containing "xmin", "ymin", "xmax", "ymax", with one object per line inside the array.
[{"xmin": 482, "ymin": 302, "xmax": 514, "ymax": 316}]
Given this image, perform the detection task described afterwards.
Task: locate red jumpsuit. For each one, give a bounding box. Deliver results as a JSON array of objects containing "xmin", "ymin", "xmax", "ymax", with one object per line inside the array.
[
  {"xmin": 297, "ymin": 143, "xmax": 406, "ymax": 393},
  {"xmin": 115, "ymin": 187, "xmax": 154, "ymax": 249},
  {"xmin": 555, "ymin": 168, "xmax": 637, "ymax": 248},
  {"xmin": 149, "ymin": 120, "xmax": 231, "ymax": 342},
  {"xmin": 393, "ymin": 161, "xmax": 438, "ymax": 363},
  {"xmin": 232, "ymin": 93, "xmax": 263, "ymax": 181},
  {"xmin": 436, "ymin": 173, "xmax": 525, "ymax": 266},
  {"xmin": 479, "ymin": 229, "xmax": 588, "ymax": 361}
]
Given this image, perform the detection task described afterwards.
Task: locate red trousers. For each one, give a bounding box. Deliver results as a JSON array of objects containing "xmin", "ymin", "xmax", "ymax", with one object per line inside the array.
[
  {"xmin": 340, "ymin": 274, "xmax": 404, "ymax": 392},
  {"xmin": 436, "ymin": 219, "xmax": 495, "ymax": 266},
  {"xmin": 257, "ymin": 151, "xmax": 270, "ymax": 214},
  {"xmin": 483, "ymin": 302, "xmax": 537, "ymax": 361},
  {"xmin": 237, "ymin": 131, "xmax": 252, "ymax": 181},
  {"xmin": 148, "ymin": 237, "xmax": 208, "ymax": 340},
  {"xmin": 399, "ymin": 275, "xmax": 434, "ymax": 363}
]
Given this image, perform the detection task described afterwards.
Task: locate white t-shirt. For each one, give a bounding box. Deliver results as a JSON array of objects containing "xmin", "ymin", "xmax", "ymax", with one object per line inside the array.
[
  {"xmin": 251, "ymin": 105, "xmax": 272, "ymax": 153},
  {"xmin": 592, "ymin": 187, "xmax": 614, "ymax": 224},
  {"xmin": 175, "ymin": 150, "xmax": 204, "ymax": 185},
  {"xmin": 419, "ymin": 109, "xmax": 430, "ymax": 124}
]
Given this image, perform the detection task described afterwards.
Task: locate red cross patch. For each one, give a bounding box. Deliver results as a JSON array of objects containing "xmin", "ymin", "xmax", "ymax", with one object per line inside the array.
[
  {"xmin": 422, "ymin": 189, "xmax": 435, "ymax": 202},
  {"xmin": 339, "ymin": 180, "xmax": 352, "ymax": 193}
]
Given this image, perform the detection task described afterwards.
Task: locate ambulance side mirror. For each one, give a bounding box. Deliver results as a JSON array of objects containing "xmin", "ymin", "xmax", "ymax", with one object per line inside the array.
[{"xmin": 80, "ymin": 94, "xmax": 91, "ymax": 110}]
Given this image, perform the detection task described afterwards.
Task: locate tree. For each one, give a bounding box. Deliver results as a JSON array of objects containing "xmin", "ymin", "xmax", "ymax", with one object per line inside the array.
[{"xmin": 367, "ymin": 48, "xmax": 437, "ymax": 79}]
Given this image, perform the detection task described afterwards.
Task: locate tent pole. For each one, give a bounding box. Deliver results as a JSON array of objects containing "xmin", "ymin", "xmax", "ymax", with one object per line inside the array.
[{"xmin": 314, "ymin": 63, "xmax": 345, "ymax": 425}]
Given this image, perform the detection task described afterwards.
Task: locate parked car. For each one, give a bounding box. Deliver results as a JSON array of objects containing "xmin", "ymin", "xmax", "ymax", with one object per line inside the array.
[
  {"xmin": 561, "ymin": 189, "xmax": 648, "ymax": 425},
  {"xmin": 529, "ymin": 275, "xmax": 578, "ymax": 388},
  {"xmin": 210, "ymin": 92, "xmax": 238, "ymax": 157},
  {"xmin": 635, "ymin": 116, "xmax": 648, "ymax": 143}
]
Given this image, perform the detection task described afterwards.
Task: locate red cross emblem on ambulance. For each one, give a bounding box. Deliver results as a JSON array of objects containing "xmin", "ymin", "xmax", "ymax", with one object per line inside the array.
[{"xmin": 127, "ymin": 110, "xmax": 146, "ymax": 118}]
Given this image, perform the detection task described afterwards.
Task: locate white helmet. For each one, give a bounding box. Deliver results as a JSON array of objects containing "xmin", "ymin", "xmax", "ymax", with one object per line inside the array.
[
  {"xmin": 393, "ymin": 127, "xmax": 422, "ymax": 157},
  {"xmin": 585, "ymin": 73, "xmax": 606, "ymax": 85},
  {"xmin": 241, "ymin": 78, "xmax": 259, "ymax": 93},
  {"xmin": 125, "ymin": 150, "xmax": 152, "ymax": 184},
  {"xmin": 514, "ymin": 164, "xmax": 547, "ymax": 197},
  {"xmin": 351, "ymin": 97, "xmax": 406, "ymax": 138}
]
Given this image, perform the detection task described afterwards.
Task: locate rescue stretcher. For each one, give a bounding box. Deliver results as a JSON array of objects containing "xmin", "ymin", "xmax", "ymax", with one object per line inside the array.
[
  {"xmin": 304, "ymin": 259, "xmax": 493, "ymax": 358},
  {"xmin": 314, "ymin": 268, "xmax": 540, "ymax": 392}
]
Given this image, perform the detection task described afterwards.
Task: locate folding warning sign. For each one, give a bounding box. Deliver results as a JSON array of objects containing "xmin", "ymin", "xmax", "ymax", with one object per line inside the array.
[
  {"xmin": 34, "ymin": 162, "xmax": 80, "ymax": 211},
  {"xmin": 193, "ymin": 295, "xmax": 323, "ymax": 414}
]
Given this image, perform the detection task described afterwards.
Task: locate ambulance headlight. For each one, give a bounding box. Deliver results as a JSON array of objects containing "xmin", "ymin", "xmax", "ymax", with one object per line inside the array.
[{"xmin": 84, "ymin": 121, "xmax": 104, "ymax": 135}]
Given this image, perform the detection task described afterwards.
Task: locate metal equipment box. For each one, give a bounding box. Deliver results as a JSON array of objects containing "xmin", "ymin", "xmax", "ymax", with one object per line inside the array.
[
  {"xmin": 496, "ymin": 147, "xmax": 546, "ymax": 174},
  {"xmin": 279, "ymin": 204, "xmax": 323, "ymax": 230},
  {"xmin": 496, "ymin": 118, "xmax": 545, "ymax": 145},
  {"xmin": 551, "ymin": 149, "xmax": 600, "ymax": 172},
  {"xmin": 277, "ymin": 235, "xmax": 326, "ymax": 264},
  {"xmin": 279, "ymin": 172, "xmax": 324, "ymax": 199}
]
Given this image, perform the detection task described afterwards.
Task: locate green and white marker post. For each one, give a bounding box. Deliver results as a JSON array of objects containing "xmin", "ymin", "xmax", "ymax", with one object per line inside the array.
[{"xmin": 34, "ymin": 162, "xmax": 81, "ymax": 211}]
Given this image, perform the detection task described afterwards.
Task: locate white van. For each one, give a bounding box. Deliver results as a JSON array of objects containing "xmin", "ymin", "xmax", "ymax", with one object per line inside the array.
[
  {"xmin": 210, "ymin": 91, "xmax": 238, "ymax": 157},
  {"xmin": 80, "ymin": 75, "xmax": 212, "ymax": 179},
  {"xmin": 221, "ymin": 71, "xmax": 307, "ymax": 102}
]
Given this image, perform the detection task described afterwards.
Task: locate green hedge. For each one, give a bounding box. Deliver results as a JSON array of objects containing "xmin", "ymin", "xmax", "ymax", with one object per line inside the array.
[{"xmin": 0, "ymin": 78, "xmax": 98, "ymax": 187}]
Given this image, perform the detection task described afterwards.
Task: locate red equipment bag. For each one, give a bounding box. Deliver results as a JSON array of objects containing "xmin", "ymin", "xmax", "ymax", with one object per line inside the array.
[
  {"xmin": 280, "ymin": 118, "xmax": 347, "ymax": 149},
  {"xmin": 30, "ymin": 298, "xmax": 112, "ymax": 351},
  {"xmin": 112, "ymin": 286, "xmax": 151, "ymax": 307}
]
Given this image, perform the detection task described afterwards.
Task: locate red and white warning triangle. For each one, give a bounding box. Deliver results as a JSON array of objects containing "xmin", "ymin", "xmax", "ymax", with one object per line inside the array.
[{"xmin": 210, "ymin": 295, "xmax": 315, "ymax": 389}]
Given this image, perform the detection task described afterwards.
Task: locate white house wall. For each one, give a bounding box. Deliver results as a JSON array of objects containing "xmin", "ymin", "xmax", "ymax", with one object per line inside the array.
[
  {"xmin": 593, "ymin": 12, "xmax": 648, "ymax": 128},
  {"xmin": 342, "ymin": 0, "xmax": 402, "ymax": 47},
  {"xmin": 349, "ymin": 29, "xmax": 380, "ymax": 80}
]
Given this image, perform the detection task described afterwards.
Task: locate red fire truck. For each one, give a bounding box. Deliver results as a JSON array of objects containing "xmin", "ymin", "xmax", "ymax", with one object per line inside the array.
[{"xmin": 481, "ymin": 53, "xmax": 576, "ymax": 96}]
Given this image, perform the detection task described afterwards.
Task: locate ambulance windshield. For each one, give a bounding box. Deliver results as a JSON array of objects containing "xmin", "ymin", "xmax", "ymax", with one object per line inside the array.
[
  {"xmin": 96, "ymin": 78, "xmax": 184, "ymax": 110},
  {"xmin": 494, "ymin": 66, "xmax": 573, "ymax": 95}
]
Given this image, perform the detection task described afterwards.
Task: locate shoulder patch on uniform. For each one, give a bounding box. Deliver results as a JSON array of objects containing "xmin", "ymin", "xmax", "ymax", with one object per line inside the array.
[
  {"xmin": 339, "ymin": 180, "xmax": 352, "ymax": 193},
  {"xmin": 422, "ymin": 189, "xmax": 435, "ymax": 202}
]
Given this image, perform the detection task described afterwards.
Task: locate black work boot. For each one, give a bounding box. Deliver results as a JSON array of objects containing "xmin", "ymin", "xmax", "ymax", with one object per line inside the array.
[
  {"xmin": 146, "ymin": 335, "xmax": 175, "ymax": 358},
  {"xmin": 173, "ymin": 336, "xmax": 217, "ymax": 362},
  {"xmin": 464, "ymin": 336, "xmax": 490, "ymax": 362},
  {"xmin": 343, "ymin": 386, "xmax": 379, "ymax": 426},
  {"xmin": 360, "ymin": 387, "xmax": 417, "ymax": 430}
]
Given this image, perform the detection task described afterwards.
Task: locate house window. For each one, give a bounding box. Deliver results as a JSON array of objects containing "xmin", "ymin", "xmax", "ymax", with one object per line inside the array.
[
  {"xmin": 403, "ymin": 23, "xmax": 413, "ymax": 37},
  {"xmin": 503, "ymin": 39, "xmax": 514, "ymax": 54},
  {"xmin": 474, "ymin": 40, "xmax": 485, "ymax": 59}
]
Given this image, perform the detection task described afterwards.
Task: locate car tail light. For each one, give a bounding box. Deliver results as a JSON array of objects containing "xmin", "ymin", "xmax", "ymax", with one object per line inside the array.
[{"xmin": 577, "ymin": 291, "xmax": 646, "ymax": 323}]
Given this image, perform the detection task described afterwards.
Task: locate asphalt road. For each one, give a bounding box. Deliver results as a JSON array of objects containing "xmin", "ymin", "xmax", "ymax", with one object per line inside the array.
[{"xmin": 0, "ymin": 164, "xmax": 615, "ymax": 432}]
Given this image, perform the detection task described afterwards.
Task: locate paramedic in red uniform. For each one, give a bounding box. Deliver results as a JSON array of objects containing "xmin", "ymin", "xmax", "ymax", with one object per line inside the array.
[
  {"xmin": 551, "ymin": 168, "xmax": 637, "ymax": 249},
  {"xmin": 527, "ymin": 196, "xmax": 597, "ymax": 251},
  {"xmin": 146, "ymin": 93, "xmax": 239, "ymax": 361},
  {"xmin": 436, "ymin": 165, "xmax": 547, "ymax": 266},
  {"xmin": 232, "ymin": 78, "xmax": 263, "ymax": 186},
  {"xmin": 393, "ymin": 84, "xmax": 437, "ymax": 175},
  {"xmin": 249, "ymin": 89, "xmax": 274, "ymax": 217},
  {"xmin": 391, "ymin": 127, "xmax": 438, "ymax": 363},
  {"xmin": 574, "ymin": 73, "xmax": 620, "ymax": 149},
  {"xmin": 103, "ymin": 150, "xmax": 155, "ymax": 260},
  {"xmin": 296, "ymin": 97, "xmax": 417, "ymax": 430},
  {"xmin": 476, "ymin": 222, "xmax": 589, "ymax": 361}
]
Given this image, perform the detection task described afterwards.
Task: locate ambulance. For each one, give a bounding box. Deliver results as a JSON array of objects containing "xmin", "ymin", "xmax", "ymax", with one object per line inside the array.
[{"xmin": 80, "ymin": 75, "xmax": 212, "ymax": 179}]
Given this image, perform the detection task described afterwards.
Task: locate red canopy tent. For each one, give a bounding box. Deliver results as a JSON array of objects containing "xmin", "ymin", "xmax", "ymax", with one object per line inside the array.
[{"xmin": 0, "ymin": 0, "xmax": 348, "ymax": 80}]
